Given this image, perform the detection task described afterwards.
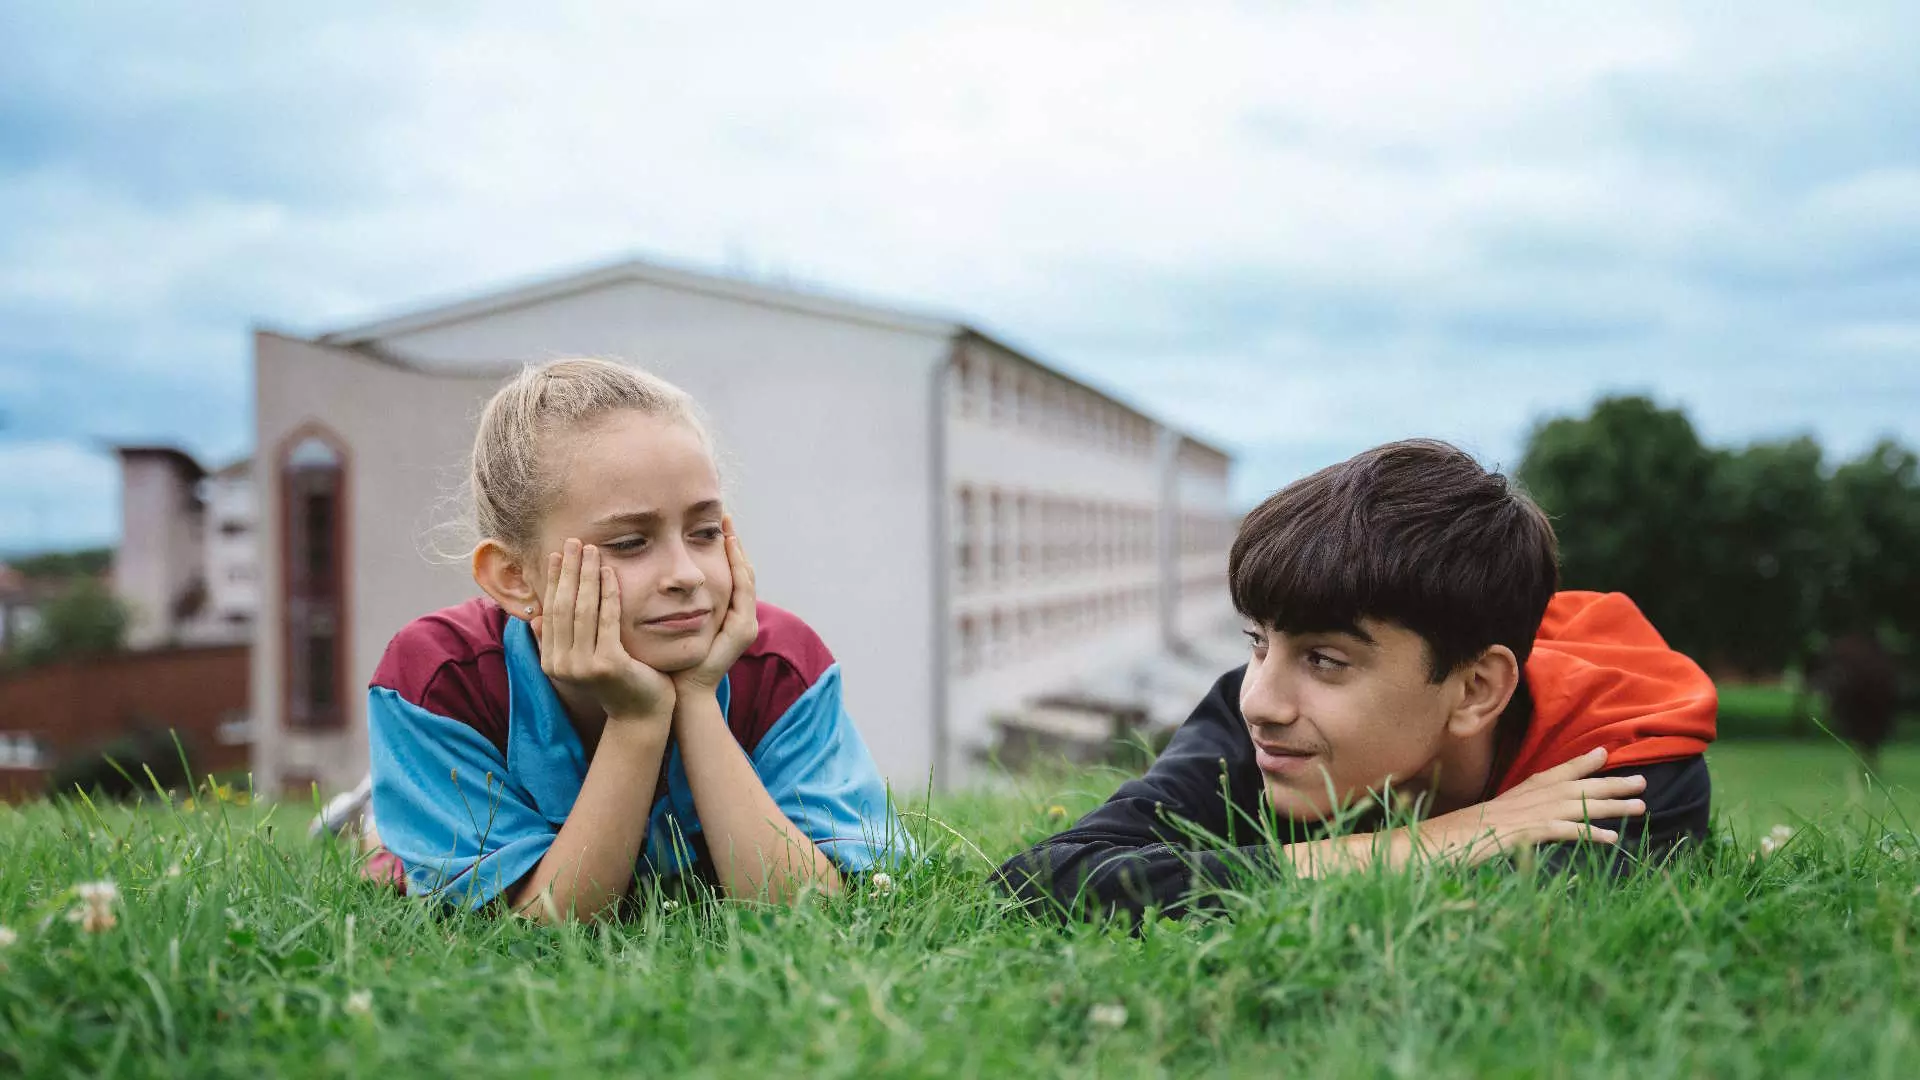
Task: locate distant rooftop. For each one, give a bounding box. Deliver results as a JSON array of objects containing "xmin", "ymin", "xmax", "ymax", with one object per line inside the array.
[{"xmin": 304, "ymin": 253, "xmax": 1234, "ymax": 462}]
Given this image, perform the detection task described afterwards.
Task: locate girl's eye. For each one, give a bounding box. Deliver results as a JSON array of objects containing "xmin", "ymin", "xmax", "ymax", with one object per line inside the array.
[
  {"xmin": 602, "ymin": 536, "xmax": 647, "ymax": 553},
  {"xmin": 690, "ymin": 526, "xmax": 724, "ymax": 543}
]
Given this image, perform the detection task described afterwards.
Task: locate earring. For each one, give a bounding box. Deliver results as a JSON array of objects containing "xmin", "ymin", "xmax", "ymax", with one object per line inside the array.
[{"xmin": 524, "ymin": 605, "xmax": 535, "ymax": 615}]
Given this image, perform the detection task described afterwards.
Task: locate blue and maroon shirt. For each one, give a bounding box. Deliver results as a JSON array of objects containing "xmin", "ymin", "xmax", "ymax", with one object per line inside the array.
[{"xmin": 366, "ymin": 597, "xmax": 912, "ymax": 909}]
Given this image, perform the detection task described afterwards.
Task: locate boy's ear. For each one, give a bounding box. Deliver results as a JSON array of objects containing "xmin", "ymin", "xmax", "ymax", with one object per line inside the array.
[
  {"xmin": 1444, "ymin": 644, "xmax": 1521, "ymax": 740},
  {"xmin": 472, "ymin": 538, "xmax": 540, "ymax": 620}
]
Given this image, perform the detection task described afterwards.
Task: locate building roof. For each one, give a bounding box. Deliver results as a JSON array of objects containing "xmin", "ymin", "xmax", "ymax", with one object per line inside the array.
[
  {"xmin": 317, "ymin": 254, "xmax": 961, "ymax": 347},
  {"xmin": 306, "ymin": 253, "xmax": 1235, "ymax": 461},
  {"xmin": 209, "ymin": 457, "xmax": 254, "ymax": 480},
  {"xmin": 109, "ymin": 444, "xmax": 207, "ymax": 480}
]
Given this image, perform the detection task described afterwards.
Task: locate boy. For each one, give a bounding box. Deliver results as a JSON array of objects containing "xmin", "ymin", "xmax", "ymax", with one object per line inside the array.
[{"xmin": 995, "ymin": 439, "xmax": 1717, "ymax": 921}]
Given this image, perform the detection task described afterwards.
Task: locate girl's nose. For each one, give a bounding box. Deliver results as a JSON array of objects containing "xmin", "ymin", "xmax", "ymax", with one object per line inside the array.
[{"xmin": 660, "ymin": 539, "xmax": 705, "ymax": 592}]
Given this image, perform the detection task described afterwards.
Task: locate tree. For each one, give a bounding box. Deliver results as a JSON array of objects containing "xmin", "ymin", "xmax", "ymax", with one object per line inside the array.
[
  {"xmin": 10, "ymin": 547, "xmax": 114, "ymax": 580},
  {"xmin": 1699, "ymin": 437, "xmax": 1836, "ymax": 675},
  {"xmin": 1516, "ymin": 396, "xmax": 1720, "ymax": 659},
  {"xmin": 1826, "ymin": 440, "xmax": 1920, "ymax": 642},
  {"xmin": 9, "ymin": 578, "xmax": 129, "ymax": 669}
]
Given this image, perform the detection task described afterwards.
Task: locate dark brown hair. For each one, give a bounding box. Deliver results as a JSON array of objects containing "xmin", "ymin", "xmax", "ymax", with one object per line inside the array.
[{"xmin": 1228, "ymin": 439, "xmax": 1559, "ymax": 681}]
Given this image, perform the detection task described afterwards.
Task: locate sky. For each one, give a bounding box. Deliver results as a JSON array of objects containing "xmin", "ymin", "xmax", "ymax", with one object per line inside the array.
[{"xmin": 2, "ymin": 1, "xmax": 1918, "ymax": 554}]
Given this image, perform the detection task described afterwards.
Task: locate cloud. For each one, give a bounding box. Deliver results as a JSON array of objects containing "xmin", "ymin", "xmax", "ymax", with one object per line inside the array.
[
  {"xmin": 1, "ymin": 0, "xmax": 1918, "ymax": 550},
  {"xmin": 0, "ymin": 440, "xmax": 118, "ymax": 554}
]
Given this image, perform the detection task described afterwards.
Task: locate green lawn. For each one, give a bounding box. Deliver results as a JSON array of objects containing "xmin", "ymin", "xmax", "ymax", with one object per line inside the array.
[
  {"xmin": 3, "ymin": 747, "xmax": 1918, "ymax": 1078},
  {"xmin": 1710, "ymin": 740, "xmax": 1920, "ymax": 832}
]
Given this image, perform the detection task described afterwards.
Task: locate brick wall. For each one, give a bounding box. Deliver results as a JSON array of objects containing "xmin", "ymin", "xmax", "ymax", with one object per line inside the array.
[{"xmin": 0, "ymin": 645, "xmax": 250, "ymax": 802}]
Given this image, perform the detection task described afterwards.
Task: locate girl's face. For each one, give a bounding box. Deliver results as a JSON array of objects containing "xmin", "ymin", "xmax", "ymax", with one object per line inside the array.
[{"xmin": 527, "ymin": 410, "xmax": 732, "ymax": 673}]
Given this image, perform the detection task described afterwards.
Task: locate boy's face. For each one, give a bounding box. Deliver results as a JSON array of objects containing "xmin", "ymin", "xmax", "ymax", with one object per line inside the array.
[{"xmin": 1240, "ymin": 619, "xmax": 1464, "ymax": 820}]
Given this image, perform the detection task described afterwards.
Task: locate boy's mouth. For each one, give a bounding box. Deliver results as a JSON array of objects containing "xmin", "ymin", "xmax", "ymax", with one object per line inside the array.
[
  {"xmin": 1251, "ymin": 739, "xmax": 1320, "ymax": 776},
  {"xmin": 642, "ymin": 608, "xmax": 711, "ymax": 633}
]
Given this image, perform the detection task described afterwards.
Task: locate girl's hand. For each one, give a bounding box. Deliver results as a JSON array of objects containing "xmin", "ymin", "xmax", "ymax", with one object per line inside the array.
[
  {"xmin": 674, "ymin": 515, "xmax": 758, "ymax": 697},
  {"xmin": 532, "ymin": 539, "xmax": 674, "ymax": 723}
]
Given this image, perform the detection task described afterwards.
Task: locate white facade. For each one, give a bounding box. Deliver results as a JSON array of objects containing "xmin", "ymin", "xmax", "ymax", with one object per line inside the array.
[
  {"xmin": 112, "ymin": 448, "xmax": 256, "ymax": 649},
  {"xmin": 250, "ymin": 258, "xmax": 1236, "ymax": 796},
  {"xmin": 115, "ymin": 448, "xmax": 207, "ymax": 649},
  {"xmin": 203, "ymin": 463, "xmax": 259, "ymax": 629}
]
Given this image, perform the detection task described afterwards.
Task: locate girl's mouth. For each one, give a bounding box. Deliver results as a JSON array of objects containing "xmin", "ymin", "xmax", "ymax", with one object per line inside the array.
[{"xmin": 643, "ymin": 609, "xmax": 710, "ymax": 633}]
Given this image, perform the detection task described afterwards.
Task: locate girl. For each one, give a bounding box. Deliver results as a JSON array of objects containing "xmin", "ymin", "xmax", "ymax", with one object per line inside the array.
[{"xmin": 360, "ymin": 358, "xmax": 909, "ymax": 920}]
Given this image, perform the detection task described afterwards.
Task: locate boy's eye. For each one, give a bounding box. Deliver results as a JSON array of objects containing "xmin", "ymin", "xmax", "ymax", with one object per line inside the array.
[
  {"xmin": 1241, "ymin": 628, "xmax": 1267, "ymax": 651},
  {"xmin": 1306, "ymin": 651, "xmax": 1348, "ymax": 671}
]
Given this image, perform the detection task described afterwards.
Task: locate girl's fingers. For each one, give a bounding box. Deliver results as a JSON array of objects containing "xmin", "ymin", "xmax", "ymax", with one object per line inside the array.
[
  {"xmin": 573, "ymin": 544, "xmax": 602, "ymax": 654},
  {"xmin": 540, "ymin": 551, "xmax": 562, "ymax": 654},
  {"xmin": 595, "ymin": 566, "xmax": 622, "ymax": 660},
  {"xmin": 552, "ymin": 541, "xmax": 581, "ymax": 654}
]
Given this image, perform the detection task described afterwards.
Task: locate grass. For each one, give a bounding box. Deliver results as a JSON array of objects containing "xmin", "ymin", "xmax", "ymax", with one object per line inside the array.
[
  {"xmin": 1710, "ymin": 741, "xmax": 1920, "ymax": 831},
  {"xmin": 3, "ymin": 744, "xmax": 1919, "ymax": 1079}
]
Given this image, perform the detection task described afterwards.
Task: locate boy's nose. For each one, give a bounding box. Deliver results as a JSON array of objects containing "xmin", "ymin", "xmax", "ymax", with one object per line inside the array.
[{"xmin": 1240, "ymin": 668, "xmax": 1299, "ymax": 727}]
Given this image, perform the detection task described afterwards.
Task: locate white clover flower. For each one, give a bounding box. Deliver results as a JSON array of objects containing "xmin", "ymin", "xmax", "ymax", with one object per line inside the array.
[
  {"xmin": 344, "ymin": 989, "xmax": 373, "ymax": 1017},
  {"xmin": 165, "ymin": 863, "xmax": 183, "ymax": 879},
  {"xmin": 1089, "ymin": 1003, "xmax": 1128, "ymax": 1029},
  {"xmin": 0, "ymin": 925, "xmax": 17, "ymax": 948},
  {"xmin": 1759, "ymin": 836, "xmax": 1779, "ymax": 857},
  {"xmin": 661, "ymin": 898, "xmax": 681, "ymax": 913},
  {"xmin": 1769, "ymin": 824, "xmax": 1795, "ymax": 844},
  {"xmin": 71, "ymin": 879, "xmax": 119, "ymax": 933},
  {"xmin": 869, "ymin": 871, "xmax": 894, "ymax": 896}
]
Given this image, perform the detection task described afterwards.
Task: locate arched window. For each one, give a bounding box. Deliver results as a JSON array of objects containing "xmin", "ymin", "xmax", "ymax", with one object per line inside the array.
[{"xmin": 281, "ymin": 429, "xmax": 348, "ymax": 731}]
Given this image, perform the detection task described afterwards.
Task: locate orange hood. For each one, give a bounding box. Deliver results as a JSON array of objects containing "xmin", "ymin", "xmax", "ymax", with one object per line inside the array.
[{"xmin": 1497, "ymin": 591, "xmax": 1718, "ymax": 792}]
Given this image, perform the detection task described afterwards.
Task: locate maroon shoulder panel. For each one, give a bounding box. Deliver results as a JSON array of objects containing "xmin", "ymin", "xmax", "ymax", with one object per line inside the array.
[
  {"xmin": 369, "ymin": 596, "xmax": 513, "ymax": 756},
  {"xmin": 724, "ymin": 602, "xmax": 837, "ymax": 754}
]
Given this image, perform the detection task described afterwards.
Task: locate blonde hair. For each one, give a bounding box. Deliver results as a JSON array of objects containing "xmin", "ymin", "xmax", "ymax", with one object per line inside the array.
[{"xmin": 467, "ymin": 358, "xmax": 712, "ymax": 554}]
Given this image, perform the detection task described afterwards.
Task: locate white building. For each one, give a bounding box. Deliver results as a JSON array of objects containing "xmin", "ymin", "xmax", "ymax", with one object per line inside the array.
[
  {"xmin": 113, "ymin": 447, "xmax": 257, "ymax": 649},
  {"xmin": 250, "ymin": 257, "xmax": 1238, "ymax": 797}
]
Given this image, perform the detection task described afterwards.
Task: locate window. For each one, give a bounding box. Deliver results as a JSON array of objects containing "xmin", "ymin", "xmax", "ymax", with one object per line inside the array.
[
  {"xmin": 954, "ymin": 352, "xmax": 977, "ymax": 417},
  {"xmin": 955, "ymin": 487, "xmax": 976, "ymax": 587},
  {"xmin": 988, "ymin": 491, "xmax": 1004, "ymax": 584},
  {"xmin": 1016, "ymin": 495, "xmax": 1034, "ymax": 579},
  {"xmin": 282, "ymin": 431, "xmax": 347, "ymax": 731},
  {"xmin": 958, "ymin": 616, "xmax": 980, "ymax": 674}
]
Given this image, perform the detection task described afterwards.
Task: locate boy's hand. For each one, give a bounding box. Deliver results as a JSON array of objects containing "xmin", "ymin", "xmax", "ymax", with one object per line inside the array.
[
  {"xmin": 1412, "ymin": 747, "xmax": 1646, "ymax": 865},
  {"xmin": 673, "ymin": 515, "xmax": 758, "ymax": 698},
  {"xmin": 532, "ymin": 539, "xmax": 674, "ymax": 724}
]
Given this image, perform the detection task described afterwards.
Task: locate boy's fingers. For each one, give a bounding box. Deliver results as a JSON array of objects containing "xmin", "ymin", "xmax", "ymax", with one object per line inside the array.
[
  {"xmin": 1573, "ymin": 775, "xmax": 1647, "ymax": 800},
  {"xmin": 1528, "ymin": 747, "xmax": 1611, "ymax": 788},
  {"xmin": 1558, "ymin": 797, "xmax": 1646, "ymax": 821}
]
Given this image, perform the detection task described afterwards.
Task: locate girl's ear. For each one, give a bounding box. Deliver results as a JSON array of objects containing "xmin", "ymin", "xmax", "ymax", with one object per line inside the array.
[
  {"xmin": 472, "ymin": 538, "xmax": 540, "ymax": 619},
  {"xmin": 1444, "ymin": 644, "xmax": 1520, "ymax": 741}
]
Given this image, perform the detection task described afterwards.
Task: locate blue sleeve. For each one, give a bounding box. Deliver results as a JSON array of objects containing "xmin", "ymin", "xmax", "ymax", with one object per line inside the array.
[
  {"xmin": 749, "ymin": 664, "xmax": 917, "ymax": 872},
  {"xmin": 366, "ymin": 687, "xmax": 555, "ymax": 910}
]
